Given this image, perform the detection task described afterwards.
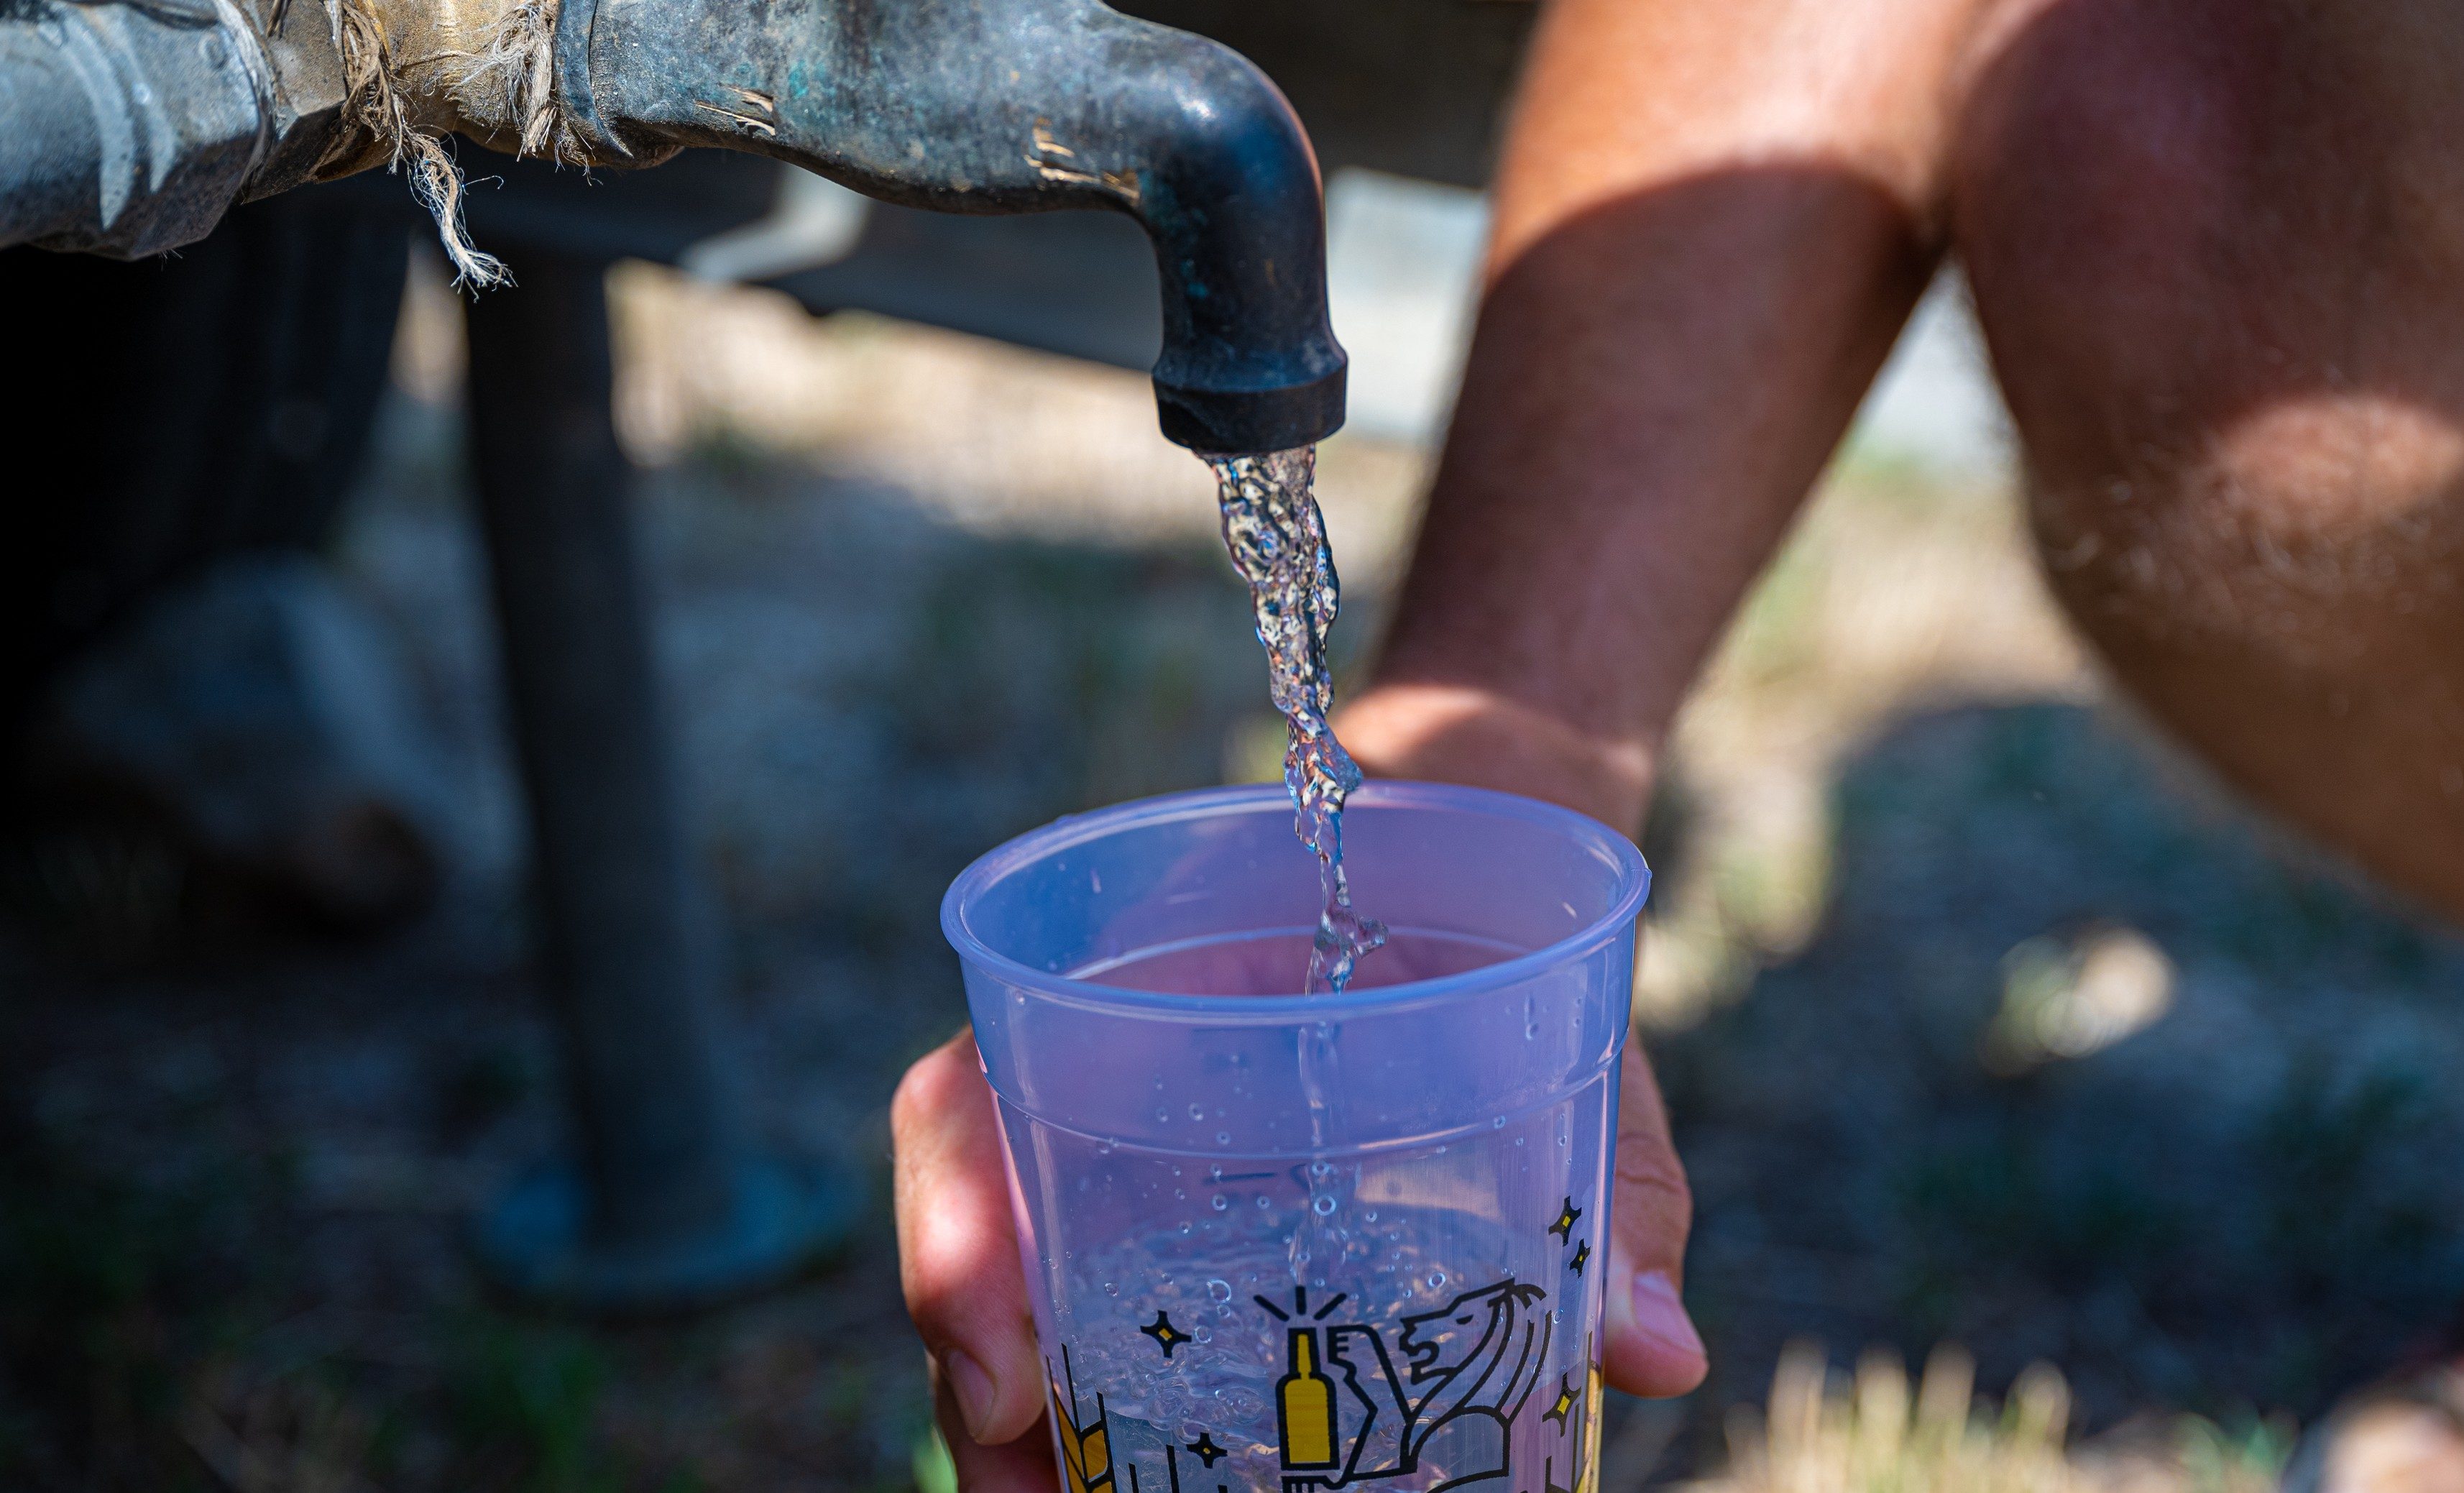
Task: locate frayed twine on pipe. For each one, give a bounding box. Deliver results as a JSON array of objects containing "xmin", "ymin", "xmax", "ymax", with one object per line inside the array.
[
  {"xmin": 328, "ymin": 0, "xmax": 587, "ymax": 290},
  {"xmin": 449, "ymin": 0, "xmax": 587, "ymax": 165},
  {"xmin": 333, "ymin": 0, "xmax": 508, "ymax": 288}
]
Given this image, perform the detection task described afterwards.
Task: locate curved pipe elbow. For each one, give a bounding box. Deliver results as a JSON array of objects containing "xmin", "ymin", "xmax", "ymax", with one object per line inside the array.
[
  {"xmin": 1119, "ymin": 42, "xmax": 1348, "ymax": 453},
  {"xmin": 578, "ymin": 0, "xmax": 1344, "ymax": 454}
]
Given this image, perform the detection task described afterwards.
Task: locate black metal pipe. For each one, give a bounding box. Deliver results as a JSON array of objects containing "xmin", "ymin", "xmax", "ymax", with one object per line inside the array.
[
  {"xmin": 464, "ymin": 251, "xmax": 743, "ymax": 1251},
  {"xmin": 461, "ymin": 251, "xmax": 852, "ymax": 1310},
  {"xmin": 566, "ymin": 0, "xmax": 1347, "ymax": 453}
]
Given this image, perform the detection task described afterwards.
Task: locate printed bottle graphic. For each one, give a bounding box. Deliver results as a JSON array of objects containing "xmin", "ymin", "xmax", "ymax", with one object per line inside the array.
[
  {"xmin": 1277, "ymin": 1326, "xmax": 1340, "ymax": 1470},
  {"xmin": 1091, "ymin": 1264, "xmax": 1584, "ymax": 1493}
]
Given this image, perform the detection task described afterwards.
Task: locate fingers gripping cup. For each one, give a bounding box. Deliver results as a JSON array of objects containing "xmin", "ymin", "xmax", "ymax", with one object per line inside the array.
[{"xmin": 944, "ymin": 783, "xmax": 1650, "ymax": 1493}]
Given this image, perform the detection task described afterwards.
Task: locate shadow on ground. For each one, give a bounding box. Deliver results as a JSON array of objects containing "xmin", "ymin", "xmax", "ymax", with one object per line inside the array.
[{"xmin": 1659, "ymin": 701, "xmax": 2464, "ymax": 1477}]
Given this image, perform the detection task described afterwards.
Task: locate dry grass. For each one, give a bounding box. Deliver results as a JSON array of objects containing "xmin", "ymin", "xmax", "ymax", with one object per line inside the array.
[{"xmin": 1688, "ymin": 1346, "xmax": 2285, "ymax": 1493}]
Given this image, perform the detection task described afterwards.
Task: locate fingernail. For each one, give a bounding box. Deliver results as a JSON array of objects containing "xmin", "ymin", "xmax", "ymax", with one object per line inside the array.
[
  {"xmin": 945, "ymin": 1349, "xmax": 998, "ymax": 1441},
  {"xmin": 1630, "ymin": 1271, "xmax": 1705, "ymax": 1358}
]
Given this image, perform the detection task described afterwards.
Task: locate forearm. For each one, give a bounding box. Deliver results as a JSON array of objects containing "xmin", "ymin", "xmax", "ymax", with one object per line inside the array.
[{"xmin": 1345, "ymin": 0, "xmax": 1983, "ymax": 831}]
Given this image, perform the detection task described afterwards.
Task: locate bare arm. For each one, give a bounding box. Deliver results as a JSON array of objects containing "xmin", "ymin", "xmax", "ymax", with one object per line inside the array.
[
  {"xmin": 1332, "ymin": 0, "xmax": 1988, "ymax": 1400},
  {"xmin": 1339, "ymin": 0, "xmax": 1985, "ymax": 831}
]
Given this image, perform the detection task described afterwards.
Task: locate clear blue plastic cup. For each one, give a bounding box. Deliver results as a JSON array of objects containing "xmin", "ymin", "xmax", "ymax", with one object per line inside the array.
[{"xmin": 942, "ymin": 781, "xmax": 1649, "ymax": 1493}]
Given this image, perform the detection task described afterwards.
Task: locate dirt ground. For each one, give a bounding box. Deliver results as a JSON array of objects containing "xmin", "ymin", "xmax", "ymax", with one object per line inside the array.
[{"xmin": 6, "ymin": 260, "xmax": 2462, "ymax": 1492}]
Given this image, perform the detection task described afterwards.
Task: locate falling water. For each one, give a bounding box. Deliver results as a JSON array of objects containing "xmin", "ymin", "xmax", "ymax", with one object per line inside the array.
[{"xmin": 1205, "ymin": 446, "xmax": 1386, "ymax": 993}]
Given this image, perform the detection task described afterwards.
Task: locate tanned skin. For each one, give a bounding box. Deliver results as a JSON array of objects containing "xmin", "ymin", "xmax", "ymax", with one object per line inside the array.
[{"xmin": 896, "ymin": 1, "xmax": 2464, "ymax": 1486}]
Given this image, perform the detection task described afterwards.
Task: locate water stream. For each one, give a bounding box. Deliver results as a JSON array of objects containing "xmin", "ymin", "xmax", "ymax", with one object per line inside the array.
[{"xmin": 1205, "ymin": 446, "xmax": 1386, "ymax": 993}]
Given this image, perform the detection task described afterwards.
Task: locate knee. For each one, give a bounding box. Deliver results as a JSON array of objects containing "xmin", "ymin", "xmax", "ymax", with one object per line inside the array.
[{"xmin": 1949, "ymin": 0, "xmax": 2464, "ymax": 671}]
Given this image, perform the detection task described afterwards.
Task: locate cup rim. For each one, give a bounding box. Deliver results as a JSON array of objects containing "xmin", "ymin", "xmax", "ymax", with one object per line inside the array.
[{"xmin": 939, "ymin": 780, "xmax": 1650, "ymax": 1021}]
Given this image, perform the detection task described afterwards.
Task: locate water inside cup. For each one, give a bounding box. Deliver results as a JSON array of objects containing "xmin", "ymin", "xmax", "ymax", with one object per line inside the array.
[{"xmin": 1070, "ymin": 927, "xmax": 1524, "ymax": 996}]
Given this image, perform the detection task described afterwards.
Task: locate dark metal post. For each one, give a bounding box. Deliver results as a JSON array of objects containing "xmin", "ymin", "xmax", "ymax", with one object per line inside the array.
[{"xmin": 462, "ymin": 250, "xmax": 847, "ymax": 1310}]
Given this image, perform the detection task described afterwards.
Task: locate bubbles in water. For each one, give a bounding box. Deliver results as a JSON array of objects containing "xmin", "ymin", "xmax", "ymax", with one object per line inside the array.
[
  {"xmin": 1427, "ymin": 1270, "xmax": 1447, "ymax": 1290},
  {"xmin": 1210, "ymin": 1194, "xmax": 1228, "ymax": 1211},
  {"xmin": 1256, "ymin": 1195, "xmax": 1271, "ymax": 1209},
  {"xmin": 1155, "ymin": 1108, "xmax": 1170, "ymax": 1123},
  {"xmin": 1207, "ymin": 1279, "xmax": 1233, "ymax": 1303},
  {"xmin": 1492, "ymin": 1116, "xmax": 1506, "ymax": 1129},
  {"xmin": 1190, "ymin": 1103, "xmax": 1206, "ymax": 1121},
  {"xmin": 1311, "ymin": 1194, "xmax": 1336, "ymax": 1216},
  {"xmin": 1216, "ymin": 1131, "xmax": 1231, "ymax": 1146}
]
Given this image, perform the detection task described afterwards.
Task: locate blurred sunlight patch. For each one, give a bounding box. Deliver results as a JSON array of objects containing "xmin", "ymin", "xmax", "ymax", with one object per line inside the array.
[{"xmin": 1982, "ymin": 926, "xmax": 2176, "ymax": 1075}]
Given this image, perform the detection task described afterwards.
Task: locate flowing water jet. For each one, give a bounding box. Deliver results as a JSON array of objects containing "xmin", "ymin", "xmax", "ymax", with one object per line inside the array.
[{"xmin": 1206, "ymin": 446, "xmax": 1386, "ymax": 993}]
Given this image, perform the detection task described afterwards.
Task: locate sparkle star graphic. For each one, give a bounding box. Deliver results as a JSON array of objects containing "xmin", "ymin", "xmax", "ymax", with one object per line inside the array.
[
  {"xmin": 1548, "ymin": 1198, "xmax": 1583, "ymax": 1242},
  {"xmin": 1140, "ymin": 1310, "xmax": 1191, "ymax": 1358},
  {"xmin": 1568, "ymin": 1240, "xmax": 1591, "ymax": 1276},
  {"xmin": 1187, "ymin": 1432, "xmax": 1227, "ymax": 1467},
  {"xmin": 1544, "ymin": 1374, "xmax": 1576, "ymax": 1428}
]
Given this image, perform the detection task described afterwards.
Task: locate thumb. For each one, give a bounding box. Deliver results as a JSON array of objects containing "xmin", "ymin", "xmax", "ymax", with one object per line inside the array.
[{"xmin": 1601, "ymin": 1042, "xmax": 1708, "ymax": 1397}]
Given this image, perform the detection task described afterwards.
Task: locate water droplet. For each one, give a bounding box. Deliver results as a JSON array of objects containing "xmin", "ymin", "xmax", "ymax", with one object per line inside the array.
[
  {"xmin": 1427, "ymin": 1270, "xmax": 1446, "ymax": 1290},
  {"xmin": 1179, "ymin": 1221, "xmax": 1192, "ymax": 1235},
  {"xmin": 1514, "ymin": 1136, "xmax": 1525, "ymax": 1147},
  {"xmin": 1215, "ymin": 1131, "xmax": 1231, "ymax": 1146},
  {"xmin": 1256, "ymin": 1194, "xmax": 1271, "ymax": 1208},
  {"xmin": 1364, "ymin": 1209, "xmax": 1378, "ymax": 1223},
  {"xmin": 1210, "ymin": 1194, "xmax": 1228, "ymax": 1211},
  {"xmin": 1103, "ymin": 1281, "xmax": 1119, "ymax": 1297},
  {"xmin": 1311, "ymin": 1194, "xmax": 1336, "ymax": 1216},
  {"xmin": 1190, "ymin": 1103, "xmax": 1207, "ymax": 1121},
  {"xmin": 1155, "ymin": 1108, "xmax": 1170, "ymax": 1123},
  {"xmin": 1492, "ymin": 1116, "xmax": 1506, "ymax": 1129},
  {"xmin": 1525, "ymin": 1023, "xmax": 1540, "ymax": 1039}
]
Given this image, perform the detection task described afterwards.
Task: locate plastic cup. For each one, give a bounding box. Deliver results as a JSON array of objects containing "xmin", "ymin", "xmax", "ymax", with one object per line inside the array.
[{"xmin": 943, "ymin": 781, "xmax": 1649, "ymax": 1493}]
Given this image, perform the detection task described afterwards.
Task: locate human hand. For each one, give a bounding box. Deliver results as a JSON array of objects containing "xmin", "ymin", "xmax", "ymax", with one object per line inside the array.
[
  {"xmin": 895, "ymin": 1032, "xmax": 1057, "ymax": 1493},
  {"xmin": 1333, "ymin": 682, "xmax": 1656, "ymax": 835},
  {"xmin": 1335, "ymin": 680, "xmax": 1709, "ymax": 1397}
]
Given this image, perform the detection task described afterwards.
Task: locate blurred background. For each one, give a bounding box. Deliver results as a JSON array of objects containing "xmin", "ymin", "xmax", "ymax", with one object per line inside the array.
[{"xmin": 7, "ymin": 6, "xmax": 2464, "ymax": 1489}]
